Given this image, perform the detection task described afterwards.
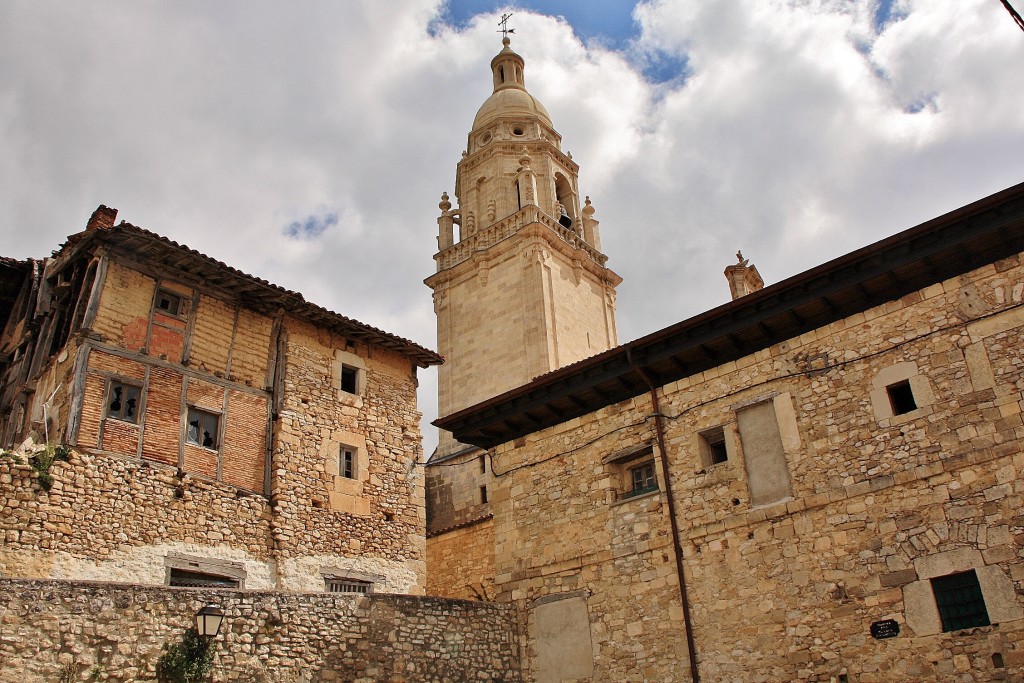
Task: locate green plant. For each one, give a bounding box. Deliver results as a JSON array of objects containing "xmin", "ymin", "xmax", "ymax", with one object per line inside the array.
[
  {"xmin": 28, "ymin": 444, "xmax": 71, "ymax": 491},
  {"xmin": 0, "ymin": 449, "xmax": 24, "ymax": 465},
  {"xmin": 156, "ymin": 628, "xmax": 214, "ymax": 683},
  {"xmin": 88, "ymin": 663, "xmax": 106, "ymax": 680}
]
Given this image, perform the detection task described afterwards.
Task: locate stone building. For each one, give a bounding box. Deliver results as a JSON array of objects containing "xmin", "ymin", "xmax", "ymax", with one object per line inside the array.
[
  {"xmin": 0, "ymin": 206, "xmax": 442, "ymax": 594},
  {"xmin": 425, "ymin": 37, "xmax": 621, "ymax": 599},
  {"xmin": 435, "ymin": 179, "xmax": 1024, "ymax": 681}
]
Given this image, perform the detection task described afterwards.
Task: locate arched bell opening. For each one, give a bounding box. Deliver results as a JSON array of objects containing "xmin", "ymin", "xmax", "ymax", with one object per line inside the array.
[{"xmin": 554, "ymin": 173, "xmax": 577, "ymax": 229}]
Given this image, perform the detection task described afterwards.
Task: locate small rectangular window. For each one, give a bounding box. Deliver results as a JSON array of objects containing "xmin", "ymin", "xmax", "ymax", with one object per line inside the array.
[
  {"xmin": 107, "ymin": 381, "xmax": 141, "ymax": 423},
  {"xmin": 325, "ymin": 578, "xmax": 373, "ymax": 594},
  {"xmin": 700, "ymin": 427, "xmax": 728, "ymax": 466},
  {"xmin": 186, "ymin": 408, "xmax": 220, "ymax": 449},
  {"xmin": 479, "ymin": 454, "xmax": 487, "ymax": 474},
  {"xmin": 931, "ymin": 570, "xmax": 990, "ymax": 632},
  {"xmin": 156, "ymin": 289, "xmax": 183, "ymax": 317},
  {"xmin": 168, "ymin": 568, "xmax": 239, "ymax": 588},
  {"xmin": 340, "ymin": 364, "xmax": 358, "ymax": 394},
  {"xmin": 339, "ymin": 447, "xmax": 355, "ymax": 479},
  {"xmin": 480, "ymin": 485, "xmax": 488, "ymax": 504},
  {"xmin": 887, "ymin": 380, "xmax": 917, "ymax": 415},
  {"xmin": 623, "ymin": 462, "xmax": 657, "ymax": 499}
]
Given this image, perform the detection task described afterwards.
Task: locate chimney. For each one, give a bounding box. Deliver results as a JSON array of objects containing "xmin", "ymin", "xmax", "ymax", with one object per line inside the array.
[
  {"xmin": 724, "ymin": 251, "xmax": 764, "ymax": 300},
  {"xmin": 86, "ymin": 205, "xmax": 118, "ymax": 231}
]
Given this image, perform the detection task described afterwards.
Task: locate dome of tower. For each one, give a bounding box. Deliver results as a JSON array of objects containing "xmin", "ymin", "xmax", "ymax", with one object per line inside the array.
[
  {"xmin": 472, "ymin": 89, "xmax": 552, "ymax": 131},
  {"xmin": 471, "ymin": 37, "xmax": 552, "ymax": 132}
]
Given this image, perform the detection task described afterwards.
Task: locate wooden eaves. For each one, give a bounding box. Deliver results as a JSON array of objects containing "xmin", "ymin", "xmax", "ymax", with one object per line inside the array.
[{"xmin": 436, "ymin": 181, "xmax": 1024, "ymax": 449}]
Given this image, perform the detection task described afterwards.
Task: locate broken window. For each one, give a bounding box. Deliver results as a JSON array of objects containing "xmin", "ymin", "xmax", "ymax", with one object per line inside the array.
[
  {"xmin": 107, "ymin": 381, "xmax": 141, "ymax": 423},
  {"xmin": 155, "ymin": 289, "xmax": 183, "ymax": 316},
  {"xmin": 186, "ymin": 407, "xmax": 220, "ymax": 449}
]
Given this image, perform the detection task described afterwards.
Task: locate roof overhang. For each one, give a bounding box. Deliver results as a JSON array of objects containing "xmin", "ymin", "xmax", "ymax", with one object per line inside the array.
[
  {"xmin": 50, "ymin": 222, "xmax": 443, "ymax": 368},
  {"xmin": 437, "ymin": 181, "xmax": 1024, "ymax": 448}
]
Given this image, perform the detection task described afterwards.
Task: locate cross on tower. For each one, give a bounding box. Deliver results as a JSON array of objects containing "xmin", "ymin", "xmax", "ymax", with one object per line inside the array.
[{"xmin": 497, "ymin": 13, "xmax": 515, "ymax": 38}]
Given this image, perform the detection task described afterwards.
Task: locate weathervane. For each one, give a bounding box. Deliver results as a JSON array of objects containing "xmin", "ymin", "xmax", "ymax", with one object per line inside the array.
[{"xmin": 497, "ymin": 13, "xmax": 515, "ymax": 39}]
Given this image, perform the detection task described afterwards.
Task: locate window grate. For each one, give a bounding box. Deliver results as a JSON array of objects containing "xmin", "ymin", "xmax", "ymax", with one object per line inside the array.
[
  {"xmin": 169, "ymin": 568, "xmax": 239, "ymax": 589},
  {"xmin": 931, "ymin": 570, "xmax": 990, "ymax": 632},
  {"xmin": 326, "ymin": 578, "xmax": 372, "ymax": 594}
]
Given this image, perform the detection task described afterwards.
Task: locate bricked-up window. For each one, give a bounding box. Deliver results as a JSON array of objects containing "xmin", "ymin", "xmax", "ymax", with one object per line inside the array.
[
  {"xmin": 168, "ymin": 568, "xmax": 239, "ymax": 588},
  {"xmin": 186, "ymin": 408, "xmax": 220, "ymax": 449},
  {"xmin": 700, "ymin": 427, "xmax": 728, "ymax": 466},
  {"xmin": 931, "ymin": 570, "xmax": 990, "ymax": 632},
  {"xmin": 107, "ymin": 381, "xmax": 141, "ymax": 423},
  {"xmin": 339, "ymin": 447, "xmax": 356, "ymax": 479},
  {"xmin": 340, "ymin": 364, "xmax": 359, "ymax": 394},
  {"xmin": 624, "ymin": 461, "xmax": 657, "ymax": 499},
  {"xmin": 887, "ymin": 380, "xmax": 917, "ymax": 415},
  {"xmin": 155, "ymin": 289, "xmax": 183, "ymax": 317},
  {"xmin": 325, "ymin": 578, "xmax": 373, "ymax": 594}
]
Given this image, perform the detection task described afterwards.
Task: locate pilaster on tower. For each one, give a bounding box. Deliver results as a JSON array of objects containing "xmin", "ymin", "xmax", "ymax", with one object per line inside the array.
[{"xmin": 425, "ymin": 37, "xmax": 621, "ymax": 460}]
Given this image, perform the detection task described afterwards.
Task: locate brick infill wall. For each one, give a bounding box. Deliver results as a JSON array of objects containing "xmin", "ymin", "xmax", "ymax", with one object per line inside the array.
[{"xmin": 0, "ymin": 579, "xmax": 522, "ymax": 682}]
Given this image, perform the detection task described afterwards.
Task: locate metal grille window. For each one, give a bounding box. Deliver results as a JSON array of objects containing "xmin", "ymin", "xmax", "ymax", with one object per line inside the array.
[
  {"xmin": 169, "ymin": 568, "xmax": 239, "ymax": 589},
  {"xmin": 931, "ymin": 570, "xmax": 990, "ymax": 632},
  {"xmin": 107, "ymin": 382, "xmax": 141, "ymax": 423},
  {"xmin": 325, "ymin": 578, "xmax": 373, "ymax": 594}
]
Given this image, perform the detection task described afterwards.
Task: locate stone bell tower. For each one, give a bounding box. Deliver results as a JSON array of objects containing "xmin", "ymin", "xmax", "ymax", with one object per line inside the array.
[{"xmin": 425, "ymin": 37, "xmax": 621, "ymax": 459}]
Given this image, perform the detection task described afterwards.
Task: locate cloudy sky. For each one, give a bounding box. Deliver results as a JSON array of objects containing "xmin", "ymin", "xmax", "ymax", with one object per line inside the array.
[{"xmin": 2, "ymin": 1, "xmax": 1022, "ymax": 455}]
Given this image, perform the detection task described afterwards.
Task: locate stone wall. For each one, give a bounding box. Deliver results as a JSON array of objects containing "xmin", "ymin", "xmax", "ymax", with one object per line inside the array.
[
  {"xmin": 481, "ymin": 255, "xmax": 1024, "ymax": 681},
  {"xmin": 270, "ymin": 317, "xmax": 427, "ymax": 593},
  {"xmin": 0, "ymin": 452, "xmax": 274, "ymax": 587},
  {"xmin": 427, "ymin": 517, "xmax": 495, "ymax": 600},
  {"xmin": 0, "ymin": 579, "xmax": 522, "ymax": 682},
  {"xmin": 2, "ymin": 252, "xmax": 428, "ymax": 594}
]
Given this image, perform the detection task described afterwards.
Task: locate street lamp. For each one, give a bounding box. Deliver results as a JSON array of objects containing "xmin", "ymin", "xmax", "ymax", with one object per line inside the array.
[{"xmin": 194, "ymin": 604, "xmax": 225, "ymax": 638}]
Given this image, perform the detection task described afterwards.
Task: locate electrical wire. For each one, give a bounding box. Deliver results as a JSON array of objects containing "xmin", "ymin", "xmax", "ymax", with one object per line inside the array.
[
  {"xmin": 998, "ymin": 0, "xmax": 1024, "ymax": 32},
  {"xmin": 484, "ymin": 297, "xmax": 1024, "ymax": 478}
]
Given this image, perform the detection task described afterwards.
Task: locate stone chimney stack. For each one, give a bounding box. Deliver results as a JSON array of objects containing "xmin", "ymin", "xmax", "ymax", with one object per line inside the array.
[
  {"xmin": 86, "ymin": 205, "xmax": 118, "ymax": 231},
  {"xmin": 724, "ymin": 251, "xmax": 764, "ymax": 300}
]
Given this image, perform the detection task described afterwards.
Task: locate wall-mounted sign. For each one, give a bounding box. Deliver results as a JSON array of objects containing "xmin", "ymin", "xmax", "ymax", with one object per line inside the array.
[{"xmin": 870, "ymin": 619, "xmax": 900, "ymax": 639}]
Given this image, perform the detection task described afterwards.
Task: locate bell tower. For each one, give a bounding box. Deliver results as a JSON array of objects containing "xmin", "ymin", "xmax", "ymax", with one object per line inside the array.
[{"xmin": 426, "ymin": 37, "xmax": 621, "ymax": 459}]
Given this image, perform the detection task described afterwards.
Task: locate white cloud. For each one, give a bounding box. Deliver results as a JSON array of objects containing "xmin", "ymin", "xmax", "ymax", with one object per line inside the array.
[{"xmin": 1, "ymin": 0, "xmax": 1021, "ymax": 456}]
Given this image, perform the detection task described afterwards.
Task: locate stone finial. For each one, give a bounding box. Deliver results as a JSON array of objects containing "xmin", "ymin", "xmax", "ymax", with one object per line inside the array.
[
  {"xmin": 724, "ymin": 251, "xmax": 764, "ymax": 300},
  {"xmin": 86, "ymin": 205, "xmax": 118, "ymax": 231},
  {"xmin": 581, "ymin": 196, "xmax": 601, "ymax": 250},
  {"xmin": 582, "ymin": 196, "xmax": 595, "ymax": 218},
  {"xmin": 439, "ymin": 192, "xmax": 452, "ymax": 213},
  {"xmin": 519, "ymin": 147, "xmax": 532, "ymax": 168}
]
